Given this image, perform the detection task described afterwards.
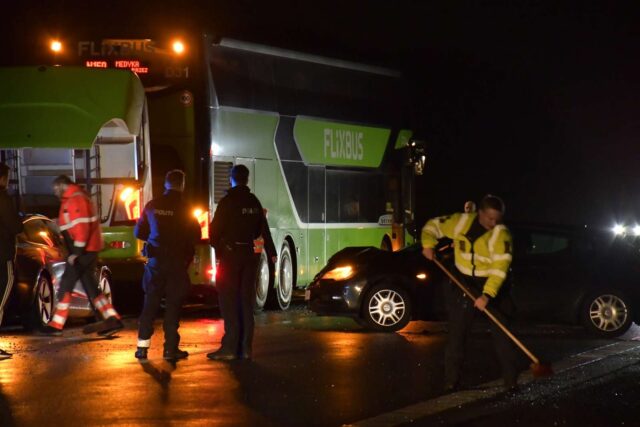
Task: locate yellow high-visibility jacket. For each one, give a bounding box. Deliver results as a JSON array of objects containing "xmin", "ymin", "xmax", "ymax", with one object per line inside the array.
[{"xmin": 421, "ymin": 212, "xmax": 513, "ymax": 297}]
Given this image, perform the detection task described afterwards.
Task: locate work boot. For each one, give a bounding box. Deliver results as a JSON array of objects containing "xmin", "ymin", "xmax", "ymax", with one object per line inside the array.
[
  {"xmin": 38, "ymin": 325, "xmax": 63, "ymax": 337},
  {"xmin": 0, "ymin": 349, "xmax": 12, "ymax": 360},
  {"xmin": 97, "ymin": 317, "xmax": 124, "ymax": 336},
  {"xmin": 207, "ymin": 349, "xmax": 236, "ymax": 361},
  {"xmin": 163, "ymin": 349, "xmax": 189, "ymax": 361},
  {"xmin": 135, "ymin": 347, "xmax": 148, "ymax": 360}
]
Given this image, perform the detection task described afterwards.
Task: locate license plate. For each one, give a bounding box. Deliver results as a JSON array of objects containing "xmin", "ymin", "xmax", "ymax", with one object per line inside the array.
[{"xmin": 304, "ymin": 289, "xmax": 311, "ymax": 301}]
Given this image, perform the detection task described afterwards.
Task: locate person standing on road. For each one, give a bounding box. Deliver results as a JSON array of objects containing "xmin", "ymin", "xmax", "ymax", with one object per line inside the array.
[
  {"xmin": 421, "ymin": 194, "xmax": 518, "ymax": 392},
  {"xmin": 0, "ymin": 163, "xmax": 22, "ymax": 359},
  {"xmin": 134, "ymin": 169, "xmax": 201, "ymax": 361},
  {"xmin": 207, "ymin": 164, "xmax": 276, "ymax": 361},
  {"xmin": 40, "ymin": 175, "xmax": 123, "ymax": 336}
]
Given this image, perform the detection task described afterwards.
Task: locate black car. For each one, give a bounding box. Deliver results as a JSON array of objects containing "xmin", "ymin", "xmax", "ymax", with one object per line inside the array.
[
  {"xmin": 4, "ymin": 215, "xmax": 114, "ymax": 330},
  {"xmin": 307, "ymin": 224, "xmax": 640, "ymax": 338}
]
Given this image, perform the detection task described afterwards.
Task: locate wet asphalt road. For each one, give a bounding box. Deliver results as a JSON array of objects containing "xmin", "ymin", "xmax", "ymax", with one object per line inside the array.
[{"xmin": 0, "ymin": 304, "xmax": 636, "ymax": 426}]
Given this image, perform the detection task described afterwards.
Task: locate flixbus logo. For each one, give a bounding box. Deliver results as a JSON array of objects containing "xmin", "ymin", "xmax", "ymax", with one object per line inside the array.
[
  {"xmin": 323, "ymin": 128, "xmax": 364, "ymax": 161},
  {"xmin": 294, "ymin": 117, "xmax": 390, "ymax": 168},
  {"xmin": 78, "ymin": 39, "xmax": 156, "ymax": 57}
]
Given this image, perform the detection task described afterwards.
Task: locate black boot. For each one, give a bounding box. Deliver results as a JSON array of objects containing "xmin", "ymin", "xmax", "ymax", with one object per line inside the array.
[
  {"xmin": 97, "ymin": 317, "xmax": 124, "ymax": 336},
  {"xmin": 207, "ymin": 349, "xmax": 236, "ymax": 361},
  {"xmin": 37, "ymin": 325, "xmax": 63, "ymax": 337},
  {"xmin": 135, "ymin": 347, "xmax": 148, "ymax": 360},
  {"xmin": 163, "ymin": 349, "xmax": 188, "ymax": 361}
]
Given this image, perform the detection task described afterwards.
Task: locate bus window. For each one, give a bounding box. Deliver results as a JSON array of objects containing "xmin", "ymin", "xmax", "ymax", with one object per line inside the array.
[{"xmin": 326, "ymin": 170, "xmax": 386, "ymax": 223}]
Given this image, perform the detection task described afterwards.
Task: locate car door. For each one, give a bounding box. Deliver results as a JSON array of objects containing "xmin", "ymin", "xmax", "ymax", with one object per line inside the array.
[{"xmin": 510, "ymin": 227, "xmax": 579, "ymax": 320}]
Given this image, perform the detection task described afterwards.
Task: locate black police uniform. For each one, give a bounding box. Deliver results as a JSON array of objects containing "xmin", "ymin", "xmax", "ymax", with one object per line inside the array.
[
  {"xmin": 134, "ymin": 189, "xmax": 201, "ymax": 355},
  {"xmin": 0, "ymin": 187, "xmax": 22, "ymax": 325},
  {"xmin": 209, "ymin": 185, "xmax": 276, "ymax": 359}
]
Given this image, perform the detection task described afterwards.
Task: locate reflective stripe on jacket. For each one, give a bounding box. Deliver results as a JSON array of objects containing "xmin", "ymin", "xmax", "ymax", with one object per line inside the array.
[
  {"xmin": 58, "ymin": 184, "xmax": 103, "ymax": 252},
  {"xmin": 421, "ymin": 212, "xmax": 512, "ymax": 297}
]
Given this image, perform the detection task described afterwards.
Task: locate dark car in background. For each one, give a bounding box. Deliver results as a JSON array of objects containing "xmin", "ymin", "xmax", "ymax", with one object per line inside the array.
[
  {"xmin": 4, "ymin": 215, "xmax": 114, "ymax": 330},
  {"xmin": 307, "ymin": 224, "xmax": 640, "ymax": 338}
]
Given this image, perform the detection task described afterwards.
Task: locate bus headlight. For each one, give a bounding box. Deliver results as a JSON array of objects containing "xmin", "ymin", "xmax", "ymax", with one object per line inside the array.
[
  {"xmin": 172, "ymin": 40, "xmax": 185, "ymax": 54},
  {"xmin": 50, "ymin": 40, "xmax": 63, "ymax": 53},
  {"xmin": 321, "ymin": 265, "xmax": 355, "ymax": 281}
]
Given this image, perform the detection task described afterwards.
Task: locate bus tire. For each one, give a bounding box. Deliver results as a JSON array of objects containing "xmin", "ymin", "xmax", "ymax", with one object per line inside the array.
[
  {"xmin": 267, "ymin": 241, "xmax": 294, "ymax": 310},
  {"xmin": 254, "ymin": 251, "xmax": 272, "ymax": 312}
]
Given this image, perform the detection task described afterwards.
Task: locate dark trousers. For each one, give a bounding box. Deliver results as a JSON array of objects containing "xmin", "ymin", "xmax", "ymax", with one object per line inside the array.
[
  {"xmin": 0, "ymin": 259, "xmax": 15, "ymax": 325},
  {"xmin": 137, "ymin": 258, "xmax": 189, "ymax": 351},
  {"xmin": 444, "ymin": 273, "xmax": 518, "ymax": 387},
  {"xmin": 216, "ymin": 251, "xmax": 259, "ymax": 356},
  {"xmin": 58, "ymin": 252, "xmax": 101, "ymax": 301}
]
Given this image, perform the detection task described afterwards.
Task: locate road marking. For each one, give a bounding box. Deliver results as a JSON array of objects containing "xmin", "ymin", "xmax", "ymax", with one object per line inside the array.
[{"xmin": 345, "ymin": 341, "xmax": 640, "ymax": 427}]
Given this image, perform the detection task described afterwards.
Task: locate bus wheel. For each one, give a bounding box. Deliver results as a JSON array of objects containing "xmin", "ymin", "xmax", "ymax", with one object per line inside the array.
[
  {"xmin": 255, "ymin": 251, "xmax": 271, "ymax": 312},
  {"xmin": 271, "ymin": 241, "xmax": 294, "ymax": 310}
]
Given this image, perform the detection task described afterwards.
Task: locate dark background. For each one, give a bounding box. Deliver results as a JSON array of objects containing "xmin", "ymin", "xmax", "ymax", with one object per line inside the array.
[{"xmin": 4, "ymin": 0, "xmax": 640, "ymax": 228}]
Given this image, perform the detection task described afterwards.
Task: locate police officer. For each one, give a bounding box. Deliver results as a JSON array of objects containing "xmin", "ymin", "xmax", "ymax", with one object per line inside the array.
[
  {"xmin": 134, "ymin": 170, "xmax": 201, "ymax": 361},
  {"xmin": 0, "ymin": 163, "xmax": 22, "ymax": 359},
  {"xmin": 207, "ymin": 164, "xmax": 276, "ymax": 361},
  {"xmin": 422, "ymin": 195, "xmax": 518, "ymax": 392}
]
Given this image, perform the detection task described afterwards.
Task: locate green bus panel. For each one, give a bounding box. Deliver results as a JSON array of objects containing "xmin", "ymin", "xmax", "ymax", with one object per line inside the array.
[{"xmin": 100, "ymin": 226, "xmax": 142, "ymax": 259}]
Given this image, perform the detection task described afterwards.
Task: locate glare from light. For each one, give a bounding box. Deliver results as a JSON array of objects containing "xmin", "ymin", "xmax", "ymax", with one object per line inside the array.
[
  {"xmin": 211, "ymin": 143, "xmax": 221, "ymax": 156},
  {"xmin": 193, "ymin": 208, "xmax": 203, "ymax": 218},
  {"xmin": 172, "ymin": 40, "xmax": 185, "ymax": 54},
  {"xmin": 119, "ymin": 187, "xmax": 134, "ymax": 202},
  {"xmin": 416, "ymin": 273, "xmax": 427, "ymax": 280},
  {"xmin": 633, "ymin": 225, "xmax": 640, "ymax": 236},
  {"xmin": 50, "ymin": 40, "xmax": 62, "ymax": 52},
  {"xmin": 613, "ymin": 224, "xmax": 626, "ymax": 236}
]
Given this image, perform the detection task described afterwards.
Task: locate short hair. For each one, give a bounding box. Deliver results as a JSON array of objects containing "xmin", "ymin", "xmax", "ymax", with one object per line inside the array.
[
  {"xmin": 165, "ymin": 169, "xmax": 186, "ymax": 189},
  {"xmin": 231, "ymin": 164, "xmax": 249, "ymax": 185},
  {"xmin": 479, "ymin": 194, "xmax": 505, "ymax": 214},
  {"xmin": 52, "ymin": 175, "xmax": 74, "ymax": 186},
  {"xmin": 0, "ymin": 163, "xmax": 10, "ymax": 180}
]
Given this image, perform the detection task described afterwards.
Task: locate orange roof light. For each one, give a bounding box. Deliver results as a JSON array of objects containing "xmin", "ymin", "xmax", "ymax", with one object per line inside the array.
[
  {"xmin": 172, "ymin": 40, "xmax": 185, "ymax": 54},
  {"xmin": 50, "ymin": 40, "xmax": 63, "ymax": 53}
]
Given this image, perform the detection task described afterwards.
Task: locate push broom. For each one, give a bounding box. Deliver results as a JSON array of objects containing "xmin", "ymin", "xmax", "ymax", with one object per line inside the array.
[{"xmin": 433, "ymin": 258, "xmax": 553, "ymax": 377}]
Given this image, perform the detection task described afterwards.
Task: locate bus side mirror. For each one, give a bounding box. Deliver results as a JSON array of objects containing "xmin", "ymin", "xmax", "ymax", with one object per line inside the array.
[{"xmin": 408, "ymin": 139, "xmax": 426, "ymax": 176}]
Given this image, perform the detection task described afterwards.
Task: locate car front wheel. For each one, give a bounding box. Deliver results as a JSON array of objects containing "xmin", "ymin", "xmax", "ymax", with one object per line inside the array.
[
  {"xmin": 361, "ymin": 282, "xmax": 412, "ymax": 332},
  {"xmin": 25, "ymin": 274, "xmax": 54, "ymax": 330},
  {"xmin": 580, "ymin": 290, "xmax": 633, "ymax": 338}
]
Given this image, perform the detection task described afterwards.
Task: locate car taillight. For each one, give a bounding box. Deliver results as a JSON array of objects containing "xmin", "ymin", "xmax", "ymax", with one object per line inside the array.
[{"xmin": 108, "ymin": 241, "xmax": 131, "ymax": 249}]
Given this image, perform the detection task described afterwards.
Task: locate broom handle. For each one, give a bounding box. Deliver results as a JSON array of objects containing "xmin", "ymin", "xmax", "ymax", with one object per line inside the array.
[{"xmin": 433, "ymin": 258, "xmax": 541, "ymax": 365}]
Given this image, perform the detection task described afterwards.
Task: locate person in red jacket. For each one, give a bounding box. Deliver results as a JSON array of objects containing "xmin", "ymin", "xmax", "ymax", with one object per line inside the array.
[{"xmin": 39, "ymin": 175, "xmax": 123, "ymax": 336}]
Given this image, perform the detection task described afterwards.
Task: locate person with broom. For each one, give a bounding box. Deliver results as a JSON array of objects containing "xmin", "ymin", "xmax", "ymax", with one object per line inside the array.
[{"xmin": 421, "ymin": 194, "xmax": 519, "ymax": 393}]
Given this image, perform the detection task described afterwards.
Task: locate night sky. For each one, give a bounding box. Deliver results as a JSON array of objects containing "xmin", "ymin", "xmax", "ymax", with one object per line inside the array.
[{"xmin": 5, "ymin": 1, "xmax": 640, "ymax": 228}]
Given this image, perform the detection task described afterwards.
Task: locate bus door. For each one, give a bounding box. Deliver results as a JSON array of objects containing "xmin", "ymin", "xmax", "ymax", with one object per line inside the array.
[{"xmin": 307, "ymin": 165, "xmax": 326, "ymax": 281}]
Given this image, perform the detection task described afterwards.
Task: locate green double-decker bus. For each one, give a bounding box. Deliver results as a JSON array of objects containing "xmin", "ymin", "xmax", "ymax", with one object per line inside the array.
[{"xmin": 3, "ymin": 34, "xmax": 424, "ymax": 310}]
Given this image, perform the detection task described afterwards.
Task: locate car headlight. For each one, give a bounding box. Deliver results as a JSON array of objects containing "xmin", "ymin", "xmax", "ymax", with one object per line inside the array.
[{"xmin": 321, "ymin": 265, "xmax": 355, "ymax": 281}]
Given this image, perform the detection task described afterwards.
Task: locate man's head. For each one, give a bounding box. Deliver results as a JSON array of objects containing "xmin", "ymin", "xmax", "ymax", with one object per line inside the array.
[
  {"xmin": 477, "ymin": 194, "xmax": 505, "ymax": 230},
  {"xmin": 164, "ymin": 169, "xmax": 186, "ymax": 192},
  {"xmin": 463, "ymin": 200, "xmax": 477, "ymax": 213},
  {"xmin": 230, "ymin": 164, "xmax": 249, "ymax": 188},
  {"xmin": 0, "ymin": 163, "xmax": 10, "ymax": 190},
  {"xmin": 52, "ymin": 175, "xmax": 74, "ymax": 199}
]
